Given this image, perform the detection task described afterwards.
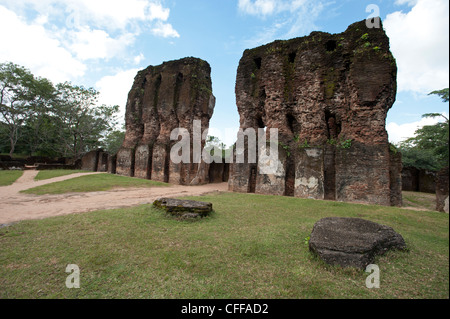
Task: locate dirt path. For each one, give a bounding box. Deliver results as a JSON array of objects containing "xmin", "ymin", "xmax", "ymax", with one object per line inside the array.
[{"xmin": 0, "ymin": 170, "xmax": 228, "ymax": 225}]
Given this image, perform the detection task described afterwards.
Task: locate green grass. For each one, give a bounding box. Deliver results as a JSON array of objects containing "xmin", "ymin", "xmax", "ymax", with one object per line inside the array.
[
  {"xmin": 402, "ymin": 191, "xmax": 437, "ymax": 211},
  {"xmin": 0, "ymin": 192, "xmax": 448, "ymax": 299},
  {"xmin": 21, "ymin": 173, "xmax": 169, "ymax": 195},
  {"xmin": 34, "ymin": 169, "xmax": 90, "ymax": 181},
  {"xmin": 0, "ymin": 170, "xmax": 23, "ymax": 186}
]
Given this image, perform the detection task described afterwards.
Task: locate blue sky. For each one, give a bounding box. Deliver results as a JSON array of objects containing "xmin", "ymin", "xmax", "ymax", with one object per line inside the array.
[{"xmin": 0, "ymin": 0, "xmax": 448, "ymax": 147}]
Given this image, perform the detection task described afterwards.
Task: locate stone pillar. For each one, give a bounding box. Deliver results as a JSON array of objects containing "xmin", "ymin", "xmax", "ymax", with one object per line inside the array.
[
  {"xmin": 294, "ymin": 148, "xmax": 324, "ymax": 200},
  {"xmin": 436, "ymin": 167, "xmax": 449, "ymax": 213},
  {"xmin": 230, "ymin": 18, "xmax": 400, "ymax": 206},
  {"xmin": 116, "ymin": 58, "xmax": 215, "ymax": 184}
]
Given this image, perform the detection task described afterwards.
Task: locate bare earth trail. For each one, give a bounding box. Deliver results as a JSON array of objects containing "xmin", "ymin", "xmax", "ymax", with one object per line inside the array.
[{"xmin": 0, "ymin": 170, "xmax": 228, "ymax": 225}]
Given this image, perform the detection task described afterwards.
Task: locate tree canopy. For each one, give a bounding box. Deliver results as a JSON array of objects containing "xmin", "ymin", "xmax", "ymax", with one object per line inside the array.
[
  {"xmin": 0, "ymin": 62, "xmax": 122, "ymax": 158},
  {"xmin": 398, "ymin": 88, "xmax": 449, "ymax": 171}
]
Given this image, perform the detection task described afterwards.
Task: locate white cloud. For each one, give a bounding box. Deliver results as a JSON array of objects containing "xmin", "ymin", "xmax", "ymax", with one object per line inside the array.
[
  {"xmin": 69, "ymin": 27, "xmax": 136, "ymax": 61},
  {"xmin": 238, "ymin": 0, "xmax": 320, "ymax": 19},
  {"xmin": 238, "ymin": 0, "xmax": 277, "ymax": 16},
  {"xmin": 1, "ymin": 0, "xmax": 172, "ymax": 30},
  {"xmin": 239, "ymin": 0, "xmax": 326, "ymax": 48},
  {"xmin": 151, "ymin": 21, "xmax": 180, "ymax": 38},
  {"xmin": 0, "ymin": 0, "xmax": 178, "ymax": 83},
  {"xmin": 0, "ymin": 5, "xmax": 86, "ymax": 83},
  {"xmin": 387, "ymin": 113, "xmax": 448, "ymax": 144},
  {"xmin": 394, "ymin": 0, "xmax": 418, "ymax": 6},
  {"xmin": 148, "ymin": 2, "xmax": 170, "ymax": 21},
  {"xmin": 96, "ymin": 68, "xmax": 141, "ymax": 123},
  {"xmin": 384, "ymin": 0, "xmax": 449, "ymax": 94},
  {"xmin": 133, "ymin": 53, "xmax": 145, "ymax": 65}
]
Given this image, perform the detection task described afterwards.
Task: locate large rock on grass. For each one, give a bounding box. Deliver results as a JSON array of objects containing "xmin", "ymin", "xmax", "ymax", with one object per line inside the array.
[
  {"xmin": 309, "ymin": 217, "xmax": 406, "ymax": 269},
  {"xmin": 153, "ymin": 198, "xmax": 213, "ymax": 219}
]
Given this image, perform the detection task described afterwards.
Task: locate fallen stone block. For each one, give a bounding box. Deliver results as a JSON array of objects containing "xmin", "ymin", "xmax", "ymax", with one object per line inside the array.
[
  {"xmin": 153, "ymin": 197, "xmax": 213, "ymax": 219},
  {"xmin": 309, "ymin": 217, "xmax": 406, "ymax": 269}
]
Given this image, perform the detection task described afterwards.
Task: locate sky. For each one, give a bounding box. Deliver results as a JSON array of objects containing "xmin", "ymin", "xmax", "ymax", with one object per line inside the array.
[{"xmin": 0, "ymin": 0, "xmax": 448, "ymax": 147}]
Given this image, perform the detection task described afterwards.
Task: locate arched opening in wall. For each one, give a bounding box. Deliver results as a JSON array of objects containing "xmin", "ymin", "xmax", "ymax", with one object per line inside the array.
[
  {"xmin": 325, "ymin": 110, "xmax": 341, "ymax": 140},
  {"xmin": 248, "ymin": 166, "xmax": 257, "ymax": 193},
  {"xmin": 324, "ymin": 110, "xmax": 337, "ymax": 200},
  {"xmin": 249, "ymin": 115, "xmax": 265, "ymax": 194},
  {"xmin": 286, "ymin": 113, "xmax": 298, "ymax": 134},
  {"xmin": 174, "ymin": 72, "xmax": 183, "ymax": 109},
  {"xmin": 288, "ymin": 52, "xmax": 296, "ymax": 64},
  {"xmin": 257, "ymin": 117, "xmax": 265, "ymax": 130},
  {"xmin": 153, "ymin": 74, "xmax": 162, "ymax": 109},
  {"xmin": 325, "ymin": 40, "xmax": 337, "ymax": 52},
  {"xmin": 164, "ymin": 145, "xmax": 170, "ymax": 183},
  {"xmin": 254, "ymin": 57, "xmax": 262, "ymax": 70},
  {"xmin": 284, "ymin": 113, "xmax": 297, "ymax": 197}
]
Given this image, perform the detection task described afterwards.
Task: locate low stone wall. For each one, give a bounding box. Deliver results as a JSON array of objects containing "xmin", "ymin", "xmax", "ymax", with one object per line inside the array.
[
  {"xmin": 436, "ymin": 167, "xmax": 449, "ymax": 213},
  {"xmin": 402, "ymin": 167, "xmax": 436, "ymax": 193},
  {"xmin": 35, "ymin": 163, "xmax": 79, "ymax": 170},
  {"xmin": 208, "ymin": 162, "xmax": 230, "ymax": 183},
  {"xmin": 0, "ymin": 156, "xmax": 70, "ymax": 170}
]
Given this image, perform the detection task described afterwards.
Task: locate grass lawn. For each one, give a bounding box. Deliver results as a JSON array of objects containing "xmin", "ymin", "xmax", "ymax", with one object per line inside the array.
[
  {"xmin": 0, "ymin": 170, "xmax": 23, "ymax": 186},
  {"xmin": 0, "ymin": 192, "xmax": 448, "ymax": 299},
  {"xmin": 21, "ymin": 173, "xmax": 169, "ymax": 195},
  {"xmin": 34, "ymin": 169, "xmax": 90, "ymax": 181},
  {"xmin": 402, "ymin": 191, "xmax": 437, "ymax": 211}
]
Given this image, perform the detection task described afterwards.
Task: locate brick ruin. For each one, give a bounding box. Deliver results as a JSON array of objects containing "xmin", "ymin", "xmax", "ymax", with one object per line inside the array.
[
  {"xmin": 83, "ymin": 19, "xmax": 404, "ymax": 207},
  {"xmin": 436, "ymin": 167, "xmax": 449, "ymax": 213},
  {"xmin": 228, "ymin": 19, "xmax": 402, "ymax": 206},
  {"xmin": 115, "ymin": 57, "xmax": 216, "ymax": 185}
]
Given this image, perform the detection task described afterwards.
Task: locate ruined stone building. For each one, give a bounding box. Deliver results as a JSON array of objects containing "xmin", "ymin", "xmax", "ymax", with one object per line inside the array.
[
  {"xmin": 228, "ymin": 19, "xmax": 402, "ymax": 206},
  {"xmin": 115, "ymin": 57, "xmax": 216, "ymax": 185},
  {"xmin": 110, "ymin": 19, "xmax": 402, "ymax": 207}
]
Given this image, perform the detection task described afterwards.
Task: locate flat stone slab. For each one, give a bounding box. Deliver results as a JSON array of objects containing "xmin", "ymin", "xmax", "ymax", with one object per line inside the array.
[
  {"xmin": 153, "ymin": 198, "xmax": 213, "ymax": 218},
  {"xmin": 309, "ymin": 217, "xmax": 406, "ymax": 269}
]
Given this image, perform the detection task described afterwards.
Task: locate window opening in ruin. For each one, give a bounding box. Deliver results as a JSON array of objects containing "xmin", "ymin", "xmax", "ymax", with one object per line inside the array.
[
  {"xmin": 324, "ymin": 147, "xmax": 336, "ymax": 201},
  {"xmin": 153, "ymin": 74, "xmax": 162, "ymax": 109},
  {"xmin": 325, "ymin": 110, "xmax": 340, "ymax": 139},
  {"xmin": 164, "ymin": 145, "xmax": 170, "ymax": 183},
  {"xmin": 254, "ymin": 57, "xmax": 262, "ymax": 69},
  {"xmin": 325, "ymin": 40, "xmax": 337, "ymax": 52},
  {"xmin": 257, "ymin": 117, "xmax": 265, "ymax": 129},
  {"xmin": 174, "ymin": 72, "xmax": 184, "ymax": 110},
  {"xmin": 284, "ymin": 157, "xmax": 295, "ymax": 197},
  {"xmin": 249, "ymin": 166, "xmax": 257, "ymax": 193},
  {"xmin": 288, "ymin": 52, "xmax": 296, "ymax": 64},
  {"xmin": 286, "ymin": 113, "xmax": 297, "ymax": 134}
]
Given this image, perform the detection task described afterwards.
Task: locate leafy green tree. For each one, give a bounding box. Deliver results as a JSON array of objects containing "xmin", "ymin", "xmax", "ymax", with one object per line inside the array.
[
  {"xmin": 1, "ymin": 62, "xmax": 121, "ymax": 159},
  {"xmin": 0, "ymin": 62, "xmax": 55, "ymax": 156},
  {"xmin": 397, "ymin": 145, "xmax": 441, "ymax": 171},
  {"xmin": 101, "ymin": 129, "xmax": 125, "ymax": 155},
  {"xmin": 51, "ymin": 82, "xmax": 119, "ymax": 158},
  {"xmin": 428, "ymin": 88, "xmax": 449, "ymax": 102},
  {"xmin": 205, "ymin": 135, "xmax": 227, "ymax": 158},
  {"xmin": 400, "ymin": 88, "xmax": 449, "ymax": 170}
]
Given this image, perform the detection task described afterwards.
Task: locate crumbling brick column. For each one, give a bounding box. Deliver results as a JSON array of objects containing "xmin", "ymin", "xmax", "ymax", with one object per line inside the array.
[
  {"xmin": 116, "ymin": 58, "xmax": 215, "ymax": 185},
  {"xmin": 229, "ymin": 19, "xmax": 401, "ymax": 206}
]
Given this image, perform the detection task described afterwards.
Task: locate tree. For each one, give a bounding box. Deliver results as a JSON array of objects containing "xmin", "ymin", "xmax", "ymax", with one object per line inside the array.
[
  {"xmin": 205, "ymin": 135, "xmax": 227, "ymax": 158},
  {"xmin": 0, "ymin": 62, "xmax": 55, "ymax": 156},
  {"xmin": 399, "ymin": 88, "xmax": 449, "ymax": 170},
  {"xmin": 1, "ymin": 62, "xmax": 121, "ymax": 159},
  {"xmin": 51, "ymin": 82, "xmax": 119, "ymax": 158},
  {"xmin": 428, "ymin": 88, "xmax": 449, "ymax": 102},
  {"xmin": 101, "ymin": 128, "xmax": 125, "ymax": 155}
]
